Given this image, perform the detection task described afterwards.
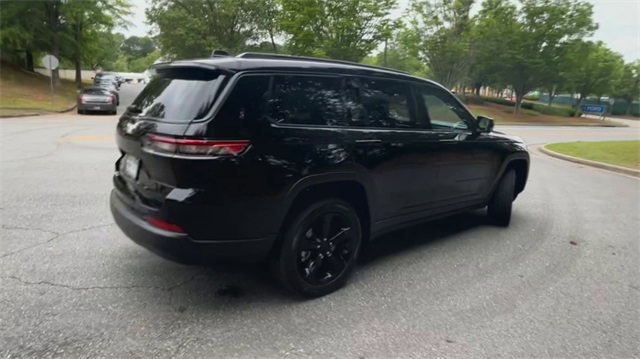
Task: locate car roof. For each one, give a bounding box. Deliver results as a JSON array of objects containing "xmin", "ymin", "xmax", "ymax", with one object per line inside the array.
[{"xmin": 158, "ymin": 53, "xmax": 443, "ymax": 87}]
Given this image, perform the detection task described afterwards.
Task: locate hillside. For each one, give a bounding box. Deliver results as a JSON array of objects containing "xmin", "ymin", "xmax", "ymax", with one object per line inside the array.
[{"xmin": 0, "ymin": 62, "xmax": 79, "ymax": 113}]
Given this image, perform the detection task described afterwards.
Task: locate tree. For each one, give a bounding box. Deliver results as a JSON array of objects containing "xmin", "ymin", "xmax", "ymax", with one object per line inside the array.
[
  {"xmin": 475, "ymin": 0, "xmax": 597, "ymax": 113},
  {"xmin": 278, "ymin": 0, "xmax": 397, "ymax": 62},
  {"xmin": 567, "ymin": 41, "xmax": 624, "ymax": 116},
  {"xmin": 146, "ymin": 0, "xmax": 268, "ymax": 59},
  {"xmin": 0, "ymin": 1, "xmax": 47, "ymax": 71},
  {"xmin": 121, "ymin": 36, "xmax": 156, "ymax": 59},
  {"xmin": 362, "ymin": 29, "xmax": 430, "ymax": 77},
  {"xmin": 405, "ymin": 0, "xmax": 475, "ymax": 89},
  {"xmin": 612, "ymin": 61, "xmax": 640, "ymax": 115},
  {"xmin": 63, "ymin": 0, "xmax": 131, "ymax": 86}
]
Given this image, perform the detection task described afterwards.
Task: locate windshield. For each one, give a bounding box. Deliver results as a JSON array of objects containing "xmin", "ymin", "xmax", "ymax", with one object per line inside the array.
[{"xmin": 128, "ymin": 67, "xmax": 223, "ymax": 122}]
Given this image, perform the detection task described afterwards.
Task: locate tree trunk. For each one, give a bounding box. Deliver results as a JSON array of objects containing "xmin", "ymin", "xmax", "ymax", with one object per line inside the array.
[
  {"xmin": 25, "ymin": 50, "xmax": 34, "ymax": 71},
  {"xmin": 574, "ymin": 97, "xmax": 585, "ymax": 117},
  {"xmin": 474, "ymin": 83, "xmax": 481, "ymax": 96},
  {"xmin": 75, "ymin": 56, "xmax": 82, "ymax": 88},
  {"xmin": 547, "ymin": 85, "xmax": 556, "ymax": 106},
  {"xmin": 514, "ymin": 94, "xmax": 524, "ymax": 114},
  {"xmin": 269, "ymin": 30, "xmax": 277, "ymax": 54},
  {"xmin": 625, "ymin": 100, "xmax": 632, "ymax": 115},
  {"xmin": 46, "ymin": 2, "xmax": 61, "ymax": 87}
]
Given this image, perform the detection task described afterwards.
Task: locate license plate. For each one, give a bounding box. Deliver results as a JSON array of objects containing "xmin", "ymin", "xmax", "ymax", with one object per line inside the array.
[
  {"xmin": 93, "ymin": 106, "xmax": 102, "ymax": 110},
  {"xmin": 121, "ymin": 155, "xmax": 140, "ymax": 180}
]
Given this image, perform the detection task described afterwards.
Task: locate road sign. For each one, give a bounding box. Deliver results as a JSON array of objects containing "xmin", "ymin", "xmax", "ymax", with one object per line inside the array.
[
  {"xmin": 580, "ymin": 104, "xmax": 605, "ymax": 114},
  {"xmin": 41, "ymin": 54, "xmax": 59, "ymax": 107},
  {"xmin": 41, "ymin": 54, "xmax": 59, "ymax": 70},
  {"xmin": 608, "ymin": 98, "xmax": 615, "ymax": 105}
]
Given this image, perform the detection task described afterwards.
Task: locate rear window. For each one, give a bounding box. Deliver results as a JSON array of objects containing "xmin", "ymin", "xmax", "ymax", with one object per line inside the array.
[
  {"xmin": 129, "ymin": 67, "xmax": 223, "ymax": 122},
  {"xmin": 83, "ymin": 88, "xmax": 111, "ymax": 95}
]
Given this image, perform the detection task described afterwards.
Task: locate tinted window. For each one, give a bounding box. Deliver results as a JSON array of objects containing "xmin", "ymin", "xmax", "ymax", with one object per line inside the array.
[
  {"xmin": 269, "ymin": 75, "xmax": 344, "ymax": 126},
  {"xmin": 83, "ymin": 88, "xmax": 112, "ymax": 95},
  {"xmin": 359, "ymin": 78, "xmax": 413, "ymax": 128},
  {"xmin": 416, "ymin": 85, "xmax": 471, "ymax": 131},
  {"xmin": 129, "ymin": 67, "xmax": 223, "ymax": 122},
  {"xmin": 213, "ymin": 75, "xmax": 270, "ymax": 137}
]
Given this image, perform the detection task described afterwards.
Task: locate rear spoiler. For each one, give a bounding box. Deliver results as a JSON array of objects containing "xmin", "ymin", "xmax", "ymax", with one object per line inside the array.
[{"xmin": 154, "ymin": 62, "xmax": 233, "ymax": 75}]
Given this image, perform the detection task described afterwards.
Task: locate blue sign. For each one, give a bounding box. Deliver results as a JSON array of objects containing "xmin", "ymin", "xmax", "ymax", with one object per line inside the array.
[{"xmin": 581, "ymin": 104, "xmax": 605, "ymax": 114}]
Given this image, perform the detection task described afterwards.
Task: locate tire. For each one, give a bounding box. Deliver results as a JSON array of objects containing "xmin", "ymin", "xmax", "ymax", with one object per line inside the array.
[
  {"xmin": 77, "ymin": 108, "xmax": 83, "ymax": 115},
  {"xmin": 487, "ymin": 169, "xmax": 516, "ymax": 227},
  {"xmin": 271, "ymin": 199, "xmax": 362, "ymax": 298}
]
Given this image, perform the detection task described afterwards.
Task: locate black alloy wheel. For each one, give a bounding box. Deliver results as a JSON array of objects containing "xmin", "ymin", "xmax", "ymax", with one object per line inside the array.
[{"xmin": 273, "ymin": 199, "xmax": 362, "ymax": 297}]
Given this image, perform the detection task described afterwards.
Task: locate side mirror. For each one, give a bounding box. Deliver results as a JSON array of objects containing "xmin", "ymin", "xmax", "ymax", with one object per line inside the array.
[{"xmin": 477, "ymin": 115, "xmax": 494, "ymax": 133}]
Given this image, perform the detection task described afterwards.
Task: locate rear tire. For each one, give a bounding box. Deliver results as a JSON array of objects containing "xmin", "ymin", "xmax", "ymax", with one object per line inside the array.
[
  {"xmin": 77, "ymin": 108, "xmax": 84, "ymax": 115},
  {"xmin": 488, "ymin": 169, "xmax": 516, "ymax": 227},
  {"xmin": 271, "ymin": 199, "xmax": 362, "ymax": 298}
]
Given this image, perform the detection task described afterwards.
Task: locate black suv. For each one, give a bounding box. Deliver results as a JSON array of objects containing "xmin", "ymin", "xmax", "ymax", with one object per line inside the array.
[{"xmin": 110, "ymin": 53, "xmax": 529, "ymax": 297}]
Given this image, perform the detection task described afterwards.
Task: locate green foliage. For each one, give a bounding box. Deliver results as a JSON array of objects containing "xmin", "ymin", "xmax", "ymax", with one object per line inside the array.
[
  {"xmin": 128, "ymin": 50, "xmax": 161, "ymax": 72},
  {"xmin": 474, "ymin": 0, "xmax": 597, "ymax": 113},
  {"xmin": 612, "ymin": 61, "xmax": 640, "ymax": 115},
  {"xmin": 405, "ymin": 0, "xmax": 475, "ymax": 89},
  {"xmin": 456, "ymin": 94, "xmax": 485, "ymax": 105},
  {"xmin": 146, "ymin": 0, "xmax": 273, "ymax": 59},
  {"xmin": 121, "ymin": 36, "xmax": 156, "ymax": 59},
  {"xmin": 278, "ymin": 0, "xmax": 398, "ymax": 62},
  {"xmin": 523, "ymin": 94, "xmax": 540, "ymax": 101},
  {"xmin": 564, "ymin": 40, "xmax": 624, "ymax": 115},
  {"xmin": 361, "ymin": 33, "xmax": 430, "ymax": 77}
]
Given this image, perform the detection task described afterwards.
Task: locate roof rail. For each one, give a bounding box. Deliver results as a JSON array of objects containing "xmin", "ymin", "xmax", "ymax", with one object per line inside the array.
[{"xmin": 235, "ymin": 52, "xmax": 411, "ymax": 75}]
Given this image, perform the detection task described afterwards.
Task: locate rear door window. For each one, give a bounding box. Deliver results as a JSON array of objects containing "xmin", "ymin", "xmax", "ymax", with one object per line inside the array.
[
  {"xmin": 129, "ymin": 67, "xmax": 224, "ymax": 122},
  {"xmin": 269, "ymin": 75, "xmax": 345, "ymax": 126},
  {"xmin": 354, "ymin": 77, "xmax": 415, "ymax": 129}
]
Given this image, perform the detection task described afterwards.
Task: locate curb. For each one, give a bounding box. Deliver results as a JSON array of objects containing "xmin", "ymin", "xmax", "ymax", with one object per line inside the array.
[
  {"xmin": 540, "ymin": 145, "xmax": 640, "ymax": 178},
  {"xmin": 0, "ymin": 104, "xmax": 77, "ymax": 119}
]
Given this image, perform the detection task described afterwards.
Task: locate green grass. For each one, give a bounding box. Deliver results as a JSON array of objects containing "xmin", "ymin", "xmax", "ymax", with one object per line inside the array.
[
  {"xmin": 0, "ymin": 62, "xmax": 80, "ymax": 111},
  {"xmin": 546, "ymin": 141, "xmax": 640, "ymax": 170}
]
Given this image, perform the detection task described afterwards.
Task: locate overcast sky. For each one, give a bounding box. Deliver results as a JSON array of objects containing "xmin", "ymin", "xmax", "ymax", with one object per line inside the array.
[{"xmin": 122, "ymin": 0, "xmax": 639, "ymax": 62}]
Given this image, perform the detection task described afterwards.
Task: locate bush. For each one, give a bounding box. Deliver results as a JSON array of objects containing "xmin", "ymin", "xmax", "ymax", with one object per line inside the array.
[
  {"xmin": 456, "ymin": 94, "xmax": 485, "ymax": 105},
  {"xmin": 481, "ymin": 96, "xmax": 577, "ymax": 117},
  {"xmin": 523, "ymin": 94, "xmax": 540, "ymax": 101}
]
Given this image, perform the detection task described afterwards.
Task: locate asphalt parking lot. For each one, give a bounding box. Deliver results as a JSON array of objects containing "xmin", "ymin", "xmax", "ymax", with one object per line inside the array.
[{"xmin": 1, "ymin": 84, "xmax": 639, "ymax": 358}]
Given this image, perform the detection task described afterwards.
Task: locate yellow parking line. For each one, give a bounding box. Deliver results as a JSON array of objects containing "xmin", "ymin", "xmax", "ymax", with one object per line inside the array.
[{"xmin": 56, "ymin": 136, "xmax": 115, "ymax": 142}]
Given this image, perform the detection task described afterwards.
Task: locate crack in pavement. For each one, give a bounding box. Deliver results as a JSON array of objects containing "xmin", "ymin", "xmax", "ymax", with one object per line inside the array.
[
  {"xmin": 4, "ymin": 272, "xmax": 203, "ymax": 292},
  {"xmin": 0, "ymin": 223, "xmax": 114, "ymax": 259}
]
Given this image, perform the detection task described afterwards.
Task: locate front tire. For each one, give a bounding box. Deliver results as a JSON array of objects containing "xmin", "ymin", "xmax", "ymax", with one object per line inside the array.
[
  {"xmin": 488, "ymin": 169, "xmax": 516, "ymax": 226},
  {"xmin": 272, "ymin": 199, "xmax": 362, "ymax": 298}
]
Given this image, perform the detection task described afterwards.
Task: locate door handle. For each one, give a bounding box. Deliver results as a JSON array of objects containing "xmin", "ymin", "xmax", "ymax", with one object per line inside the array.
[{"xmin": 356, "ymin": 139, "xmax": 382, "ymax": 143}]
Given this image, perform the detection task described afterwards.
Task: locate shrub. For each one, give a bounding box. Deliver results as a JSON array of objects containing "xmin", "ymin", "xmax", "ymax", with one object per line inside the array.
[
  {"xmin": 456, "ymin": 94, "xmax": 485, "ymax": 105},
  {"xmin": 481, "ymin": 96, "xmax": 577, "ymax": 117},
  {"xmin": 523, "ymin": 94, "xmax": 540, "ymax": 101}
]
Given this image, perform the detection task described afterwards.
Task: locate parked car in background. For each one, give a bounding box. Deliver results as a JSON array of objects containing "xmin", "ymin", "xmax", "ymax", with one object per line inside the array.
[
  {"xmin": 77, "ymin": 87, "xmax": 117, "ymax": 115},
  {"xmin": 110, "ymin": 52, "xmax": 530, "ymax": 298},
  {"xmin": 93, "ymin": 72, "xmax": 120, "ymax": 90},
  {"xmin": 94, "ymin": 79, "xmax": 119, "ymax": 105}
]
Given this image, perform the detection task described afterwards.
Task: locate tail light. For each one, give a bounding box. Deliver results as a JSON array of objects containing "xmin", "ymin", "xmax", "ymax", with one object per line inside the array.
[
  {"xmin": 110, "ymin": 95, "xmax": 116, "ymax": 103},
  {"xmin": 143, "ymin": 134, "xmax": 249, "ymax": 157},
  {"xmin": 147, "ymin": 217, "xmax": 185, "ymax": 233},
  {"xmin": 78, "ymin": 95, "xmax": 85, "ymax": 103}
]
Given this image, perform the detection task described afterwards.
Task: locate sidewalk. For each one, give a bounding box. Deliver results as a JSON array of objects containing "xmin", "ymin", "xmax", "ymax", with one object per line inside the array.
[{"xmin": 584, "ymin": 114, "xmax": 639, "ymax": 128}]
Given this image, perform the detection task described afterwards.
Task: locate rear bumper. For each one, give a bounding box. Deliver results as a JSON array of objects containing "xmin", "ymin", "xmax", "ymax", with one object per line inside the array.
[
  {"xmin": 79, "ymin": 103, "xmax": 117, "ymax": 112},
  {"xmin": 110, "ymin": 190, "xmax": 276, "ymax": 264}
]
